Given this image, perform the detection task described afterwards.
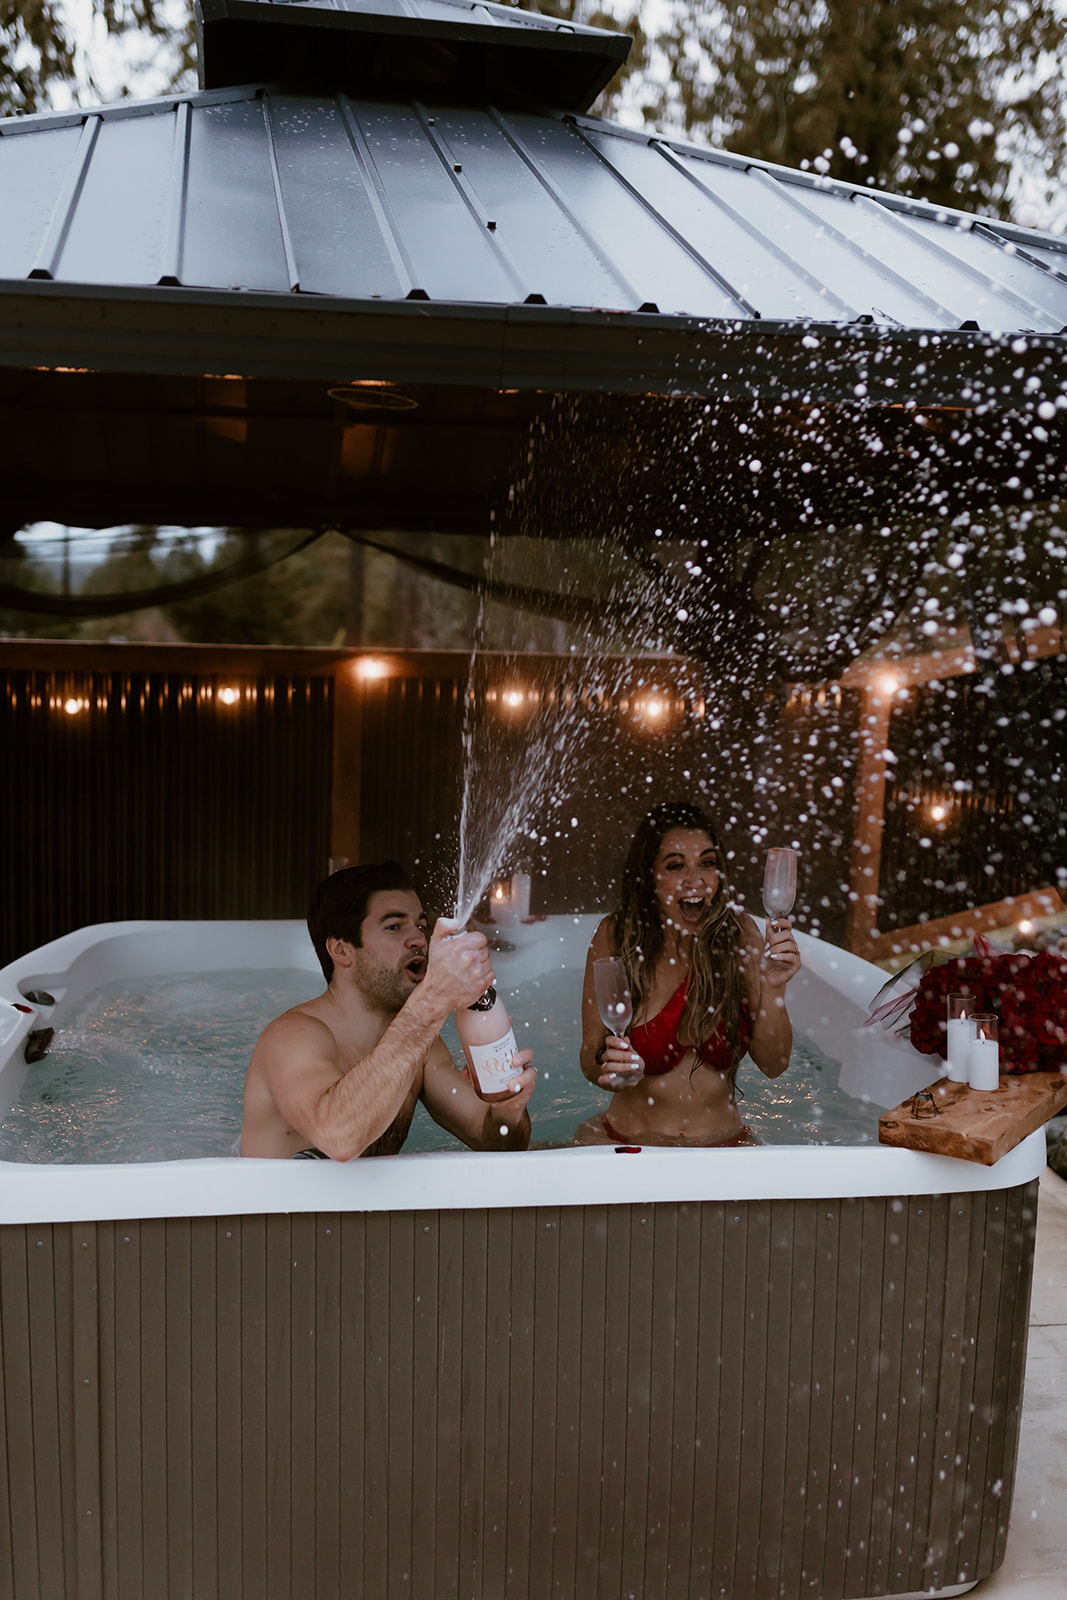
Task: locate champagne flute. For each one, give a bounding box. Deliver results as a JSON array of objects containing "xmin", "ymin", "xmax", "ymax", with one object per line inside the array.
[
  {"xmin": 762, "ymin": 848, "xmax": 797, "ymax": 961},
  {"xmin": 593, "ymin": 956, "xmax": 639, "ymax": 1087},
  {"xmin": 594, "ymin": 957, "xmax": 633, "ymax": 1037}
]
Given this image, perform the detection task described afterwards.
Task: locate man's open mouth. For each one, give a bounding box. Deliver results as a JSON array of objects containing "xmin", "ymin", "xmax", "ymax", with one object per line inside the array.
[{"xmin": 404, "ymin": 955, "xmax": 427, "ymax": 980}]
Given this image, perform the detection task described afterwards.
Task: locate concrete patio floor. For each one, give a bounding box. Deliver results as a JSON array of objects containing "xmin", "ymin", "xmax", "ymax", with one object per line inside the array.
[{"xmin": 974, "ymin": 1165, "xmax": 1067, "ymax": 1596}]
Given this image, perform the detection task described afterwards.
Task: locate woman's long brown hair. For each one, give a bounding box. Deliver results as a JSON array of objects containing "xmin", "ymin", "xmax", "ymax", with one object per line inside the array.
[{"xmin": 612, "ymin": 801, "xmax": 747, "ymax": 1080}]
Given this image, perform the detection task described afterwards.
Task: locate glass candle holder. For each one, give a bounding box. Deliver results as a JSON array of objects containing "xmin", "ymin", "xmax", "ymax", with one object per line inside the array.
[
  {"xmin": 968, "ymin": 1014, "xmax": 1000, "ymax": 1091},
  {"xmin": 945, "ymin": 994, "xmax": 976, "ymax": 1083},
  {"xmin": 488, "ymin": 877, "xmax": 512, "ymax": 922}
]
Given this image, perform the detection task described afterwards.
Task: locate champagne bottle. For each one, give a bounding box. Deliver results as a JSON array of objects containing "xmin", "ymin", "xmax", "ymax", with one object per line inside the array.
[{"xmin": 455, "ymin": 986, "xmax": 520, "ymax": 1103}]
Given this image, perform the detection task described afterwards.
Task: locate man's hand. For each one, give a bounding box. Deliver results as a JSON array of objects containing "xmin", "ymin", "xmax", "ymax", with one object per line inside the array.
[
  {"xmin": 482, "ymin": 1048, "xmax": 535, "ymax": 1148},
  {"xmin": 416, "ymin": 918, "xmax": 495, "ymax": 1015},
  {"xmin": 421, "ymin": 1038, "xmax": 534, "ymax": 1150}
]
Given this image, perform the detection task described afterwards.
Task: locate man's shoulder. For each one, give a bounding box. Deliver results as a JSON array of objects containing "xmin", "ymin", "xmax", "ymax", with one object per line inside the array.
[{"xmin": 254, "ymin": 1001, "xmax": 339, "ymax": 1064}]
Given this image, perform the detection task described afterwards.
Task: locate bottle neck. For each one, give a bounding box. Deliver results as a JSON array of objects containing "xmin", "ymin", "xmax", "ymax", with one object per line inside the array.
[{"xmin": 467, "ymin": 986, "xmax": 496, "ymax": 1012}]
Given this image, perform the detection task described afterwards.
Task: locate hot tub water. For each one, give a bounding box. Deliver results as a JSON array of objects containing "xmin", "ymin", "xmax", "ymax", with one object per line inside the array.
[{"xmin": 0, "ymin": 964, "xmax": 879, "ymax": 1163}]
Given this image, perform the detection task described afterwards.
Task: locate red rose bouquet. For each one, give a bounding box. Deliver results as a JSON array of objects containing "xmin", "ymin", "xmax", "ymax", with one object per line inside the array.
[{"xmin": 865, "ymin": 935, "xmax": 1067, "ymax": 1075}]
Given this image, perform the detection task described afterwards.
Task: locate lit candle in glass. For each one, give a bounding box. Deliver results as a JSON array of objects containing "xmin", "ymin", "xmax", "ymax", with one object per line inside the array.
[
  {"xmin": 945, "ymin": 994, "xmax": 975, "ymax": 1083},
  {"xmin": 489, "ymin": 878, "xmax": 512, "ymax": 925},
  {"xmin": 968, "ymin": 1015, "xmax": 1000, "ymax": 1091}
]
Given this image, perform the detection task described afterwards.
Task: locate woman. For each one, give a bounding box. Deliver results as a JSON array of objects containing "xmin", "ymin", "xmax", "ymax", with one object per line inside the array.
[{"xmin": 578, "ymin": 801, "xmax": 801, "ymax": 1146}]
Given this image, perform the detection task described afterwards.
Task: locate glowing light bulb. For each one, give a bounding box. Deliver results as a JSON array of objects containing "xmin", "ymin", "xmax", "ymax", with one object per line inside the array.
[
  {"xmin": 63, "ymin": 697, "xmax": 84, "ymax": 716},
  {"xmin": 356, "ymin": 657, "xmax": 388, "ymax": 680},
  {"xmin": 217, "ymin": 686, "xmax": 241, "ymax": 706},
  {"xmin": 645, "ymin": 696, "xmax": 666, "ymax": 719},
  {"xmin": 930, "ymin": 804, "xmax": 946, "ymax": 822},
  {"xmin": 1018, "ymin": 919, "xmax": 1035, "ymax": 936},
  {"xmin": 502, "ymin": 689, "xmax": 525, "ymax": 709},
  {"xmin": 875, "ymin": 671, "xmax": 900, "ymax": 697}
]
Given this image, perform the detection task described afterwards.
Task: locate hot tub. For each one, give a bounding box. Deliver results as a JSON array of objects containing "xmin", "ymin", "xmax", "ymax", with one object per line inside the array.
[{"xmin": 0, "ymin": 918, "xmax": 1042, "ymax": 1600}]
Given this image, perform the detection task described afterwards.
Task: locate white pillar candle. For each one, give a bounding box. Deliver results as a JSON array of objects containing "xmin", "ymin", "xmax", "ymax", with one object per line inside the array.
[
  {"xmin": 489, "ymin": 878, "xmax": 512, "ymax": 923},
  {"xmin": 968, "ymin": 1018, "xmax": 1000, "ymax": 1091},
  {"xmin": 945, "ymin": 1017, "xmax": 974, "ymax": 1083},
  {"xmin": 510, "ymin": 870, "xmax": 531, "ymax": 922}
]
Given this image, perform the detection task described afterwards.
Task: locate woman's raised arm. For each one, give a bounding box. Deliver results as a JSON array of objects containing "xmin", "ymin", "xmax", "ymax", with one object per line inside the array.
[{"xmin": 740, "ymin": 912, "xmax": 800, "ymax": 1078}]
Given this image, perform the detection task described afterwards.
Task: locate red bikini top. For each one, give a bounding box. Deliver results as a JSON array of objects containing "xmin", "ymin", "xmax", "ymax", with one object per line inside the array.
[{"xmin": 629, "ymin": 978, "xmax": 751, "ymax": 1076}]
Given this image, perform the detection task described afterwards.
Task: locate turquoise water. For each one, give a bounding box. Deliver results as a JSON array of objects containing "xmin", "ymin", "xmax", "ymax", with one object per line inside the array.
[{"xmin": 0, "ymin": 966, "xmax": 879, "ymax": 1163}]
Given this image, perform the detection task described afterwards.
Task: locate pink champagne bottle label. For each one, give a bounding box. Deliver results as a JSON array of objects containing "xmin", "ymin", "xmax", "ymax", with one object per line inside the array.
[{"xmin": 467, "ymin": 1028, "xmax": 519, "ymax": 1094}]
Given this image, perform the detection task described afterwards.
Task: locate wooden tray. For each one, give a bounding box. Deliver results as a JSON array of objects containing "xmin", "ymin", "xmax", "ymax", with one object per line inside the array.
[{"xmin": 878, "ymin": 1071, "xmax": 1067, "ymax": 1165}]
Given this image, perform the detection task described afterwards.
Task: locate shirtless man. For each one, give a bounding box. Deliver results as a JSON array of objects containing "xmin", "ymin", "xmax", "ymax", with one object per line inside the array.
[{"xmin": 242, "ymin": 861, "xmax": 535, "ymax": 1159}]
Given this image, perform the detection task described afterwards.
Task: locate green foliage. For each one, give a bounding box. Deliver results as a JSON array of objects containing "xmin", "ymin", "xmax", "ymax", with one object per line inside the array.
[
  {"xmin": 163, "ymin": 531, "xmax": 351, "ymax": 646},
  {"xmin": 651, "ymin": 1, "xmax": 1067, "ymax": 219},
  {"xmin": 0, "ymin": 0, "xmax": 192, "ymax": 118},
  {"xmin": 521, "ymin": 0, "xmax": 650, "ymax": 115},
  {"xmin": 0, "ymin": 0, "xmax": 74, "ymax": 115}
]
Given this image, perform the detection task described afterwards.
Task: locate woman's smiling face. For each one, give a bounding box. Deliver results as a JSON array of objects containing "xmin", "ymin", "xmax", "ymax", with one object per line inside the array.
[{"xmin": 653, "ymin": 828, "xmax": 720, "ymax": 935}]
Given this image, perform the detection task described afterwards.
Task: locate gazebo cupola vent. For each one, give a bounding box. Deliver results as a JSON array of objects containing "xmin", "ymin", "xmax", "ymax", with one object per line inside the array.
[{"xmin": 194, "ymin": 0, "xmax": 631, "ymax": 110}]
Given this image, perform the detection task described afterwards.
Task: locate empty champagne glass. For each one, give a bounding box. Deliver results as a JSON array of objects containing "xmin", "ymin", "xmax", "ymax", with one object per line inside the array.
[
  {"xmin": 762, "ymin": 848, "xmax": 797, "ymax": 961},
  {"xmin": 594, "ymin": 957, "xmax": 633, "ymax": 1037}
]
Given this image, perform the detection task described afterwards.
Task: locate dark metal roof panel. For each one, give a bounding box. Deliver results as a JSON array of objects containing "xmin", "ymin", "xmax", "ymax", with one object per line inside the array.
[
  {"xmin": 195, "ymin": 0, "xmax": 631, "ymax": 110},
  {"xmin": 1, "ymin": 86, "xmax": 1066, "ymax": 336},
  {"xmin": 241, "ymin": 0, "xmax": 613, "ymax": 41}
]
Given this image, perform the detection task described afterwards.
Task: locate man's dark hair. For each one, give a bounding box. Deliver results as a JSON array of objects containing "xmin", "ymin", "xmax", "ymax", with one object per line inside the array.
[{"xmin": 307, "ymin": 861, "xmax": 417, "ymax": 981}]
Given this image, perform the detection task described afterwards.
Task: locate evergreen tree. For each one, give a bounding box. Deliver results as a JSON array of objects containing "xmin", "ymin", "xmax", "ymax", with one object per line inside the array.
[
  {"xmin": 1, "ymin": 0, "xmax": 74, "ymax": 115},
  {"xmin": 0, "ymin": 0, "xmax": 192, "ymax": 118},
  {"xmin": 650, "ymin": 1, "xmax": 1067, "ymax": 220},
  {"xmin": 524, "ymin": 0, "xmax": 650, "ymax": 116}
]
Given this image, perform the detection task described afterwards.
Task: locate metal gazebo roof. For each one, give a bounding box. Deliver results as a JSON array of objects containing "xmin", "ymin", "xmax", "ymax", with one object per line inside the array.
[
  {"xmin": 194, "ymin": 0, "xmax": 630, "ymax": 109},
  {"xmin": 1, "ymin": 0, "xmax": 1066, "ymax": 400},
  {"xmin": 1, "ymin": 0, "xmax": 1066, "ymax": 536}
]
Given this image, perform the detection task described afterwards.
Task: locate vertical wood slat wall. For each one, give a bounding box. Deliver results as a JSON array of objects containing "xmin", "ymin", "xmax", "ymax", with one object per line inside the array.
[
  {"xmin": 0, "ymin": 1184, "xmax": 1036, "ymax": 1600},
  {"xmin": 0, "ymin": 667, "xmax": 333, "ymax": 968}
]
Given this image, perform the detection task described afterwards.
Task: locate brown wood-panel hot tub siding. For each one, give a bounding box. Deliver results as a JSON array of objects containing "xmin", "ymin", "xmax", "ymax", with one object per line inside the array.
[{"xmin": 0, "ymin": 1185, "xmax": 1036, "ymax": 1600}]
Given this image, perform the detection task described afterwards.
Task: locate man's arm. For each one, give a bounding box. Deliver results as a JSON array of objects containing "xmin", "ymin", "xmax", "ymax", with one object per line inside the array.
[
  {"xmin": 253, "ymin": 997, "xmax": 447, "ymax": 1160},
  {"xmin": 255, "ymin": 922, "xmax": 493, "ymax": 1160},
  {"xmin": 421, "ymin": 1037, "xmax": 535, "ymax": 1151}
]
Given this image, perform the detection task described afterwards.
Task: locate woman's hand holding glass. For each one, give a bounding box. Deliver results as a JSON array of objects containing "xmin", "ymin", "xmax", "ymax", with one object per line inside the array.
[
  {"xmin": 593, "ymin": 957, "xmax": 645, "ymax": 1089},
  {"xmin": 759, "ymin": 848, "xmax": 801, "ymax": 989},
  {"xmin": 760, "ymin": 917, "xmax": 801, "ymax": 988}
]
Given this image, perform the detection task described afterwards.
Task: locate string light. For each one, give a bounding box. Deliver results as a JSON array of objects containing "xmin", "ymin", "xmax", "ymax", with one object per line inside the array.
[
  {"xmin": 356, "ymin": 657, "xmax": 389, "ymax": 680},
  {"xmin": 217, "ymin": 686, "xmax": 241, "ymax": 706}
]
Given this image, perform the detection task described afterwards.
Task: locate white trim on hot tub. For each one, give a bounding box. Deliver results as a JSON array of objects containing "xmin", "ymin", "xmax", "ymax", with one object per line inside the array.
[{"xmin": 0, "ymin": 1131, "xmax": 1046, "ymax": 1225}]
